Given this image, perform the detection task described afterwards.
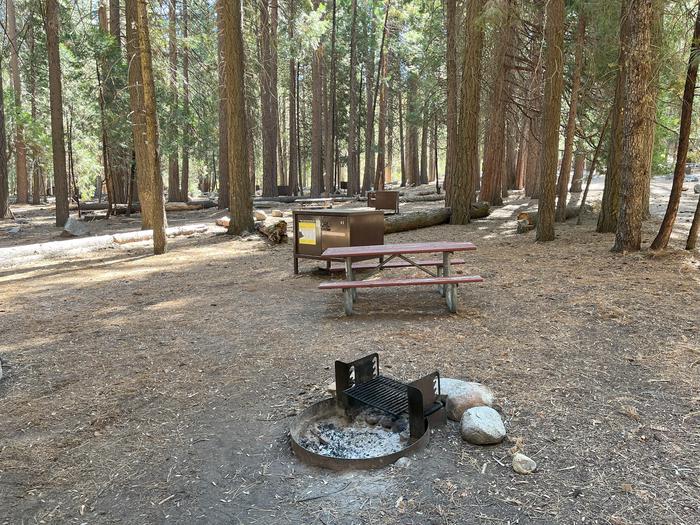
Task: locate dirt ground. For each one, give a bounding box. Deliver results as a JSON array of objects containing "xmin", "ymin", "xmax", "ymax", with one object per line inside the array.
[{"xmin": 1, "ymin": 186, "xmax": 699, "ymax": 524}]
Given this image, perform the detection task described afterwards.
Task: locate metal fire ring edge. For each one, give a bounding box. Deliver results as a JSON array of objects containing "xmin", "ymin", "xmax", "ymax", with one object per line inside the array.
[{"xmin": 289, "ymin": 397, "xmax": 431, "ymax": 471}]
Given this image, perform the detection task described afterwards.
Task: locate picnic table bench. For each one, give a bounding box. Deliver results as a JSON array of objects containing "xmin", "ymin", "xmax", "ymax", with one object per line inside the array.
[{"xmin": 319, "ymin": 241, "xmax": 483, "ymax": 315}]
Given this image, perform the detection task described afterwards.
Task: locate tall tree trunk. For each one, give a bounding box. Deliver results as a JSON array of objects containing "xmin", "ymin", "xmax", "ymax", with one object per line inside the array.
[
  {"xmin": 0, "ymin": 53, "xmax": 8, "ymax": 218},
  {"xmin": 612, "ymin": 0, "xmax": 655, "ymax": 253},
  {"xmin": 447, "ymin": 0, "xmax": 485, "ymax": 224},
  {"xmin": 386, "ymin": 75, "xmax": 394, "ymax": 185},
  {"xmin": 324, "ymin": 0, "xmax": 338, "ymax": 195},
  {"xmin": 653, "ymin": 5, "xmax": 700, "ymax": 250},
  {"xmin": 125, "ymin": 0, "xmax": 168, "ymax": 253},
  {"xmin": 221, "ymin": 0, "xmax": 253, "ymax": 234},
  {"xmin": 29, "ymin": 19, "xmax": 42, "ymax": 205},
  {"xmin": 419, "ymin": 103, "xmax": 429, "ymax": 185},
  {"xmin": 311, "ymin": 4, "xmax": 323, "ymax": 197},
  {"xmin": 46, "ymin": 0, "xmax": 69, "ymax": 227},
  {"xmin": 374, "ymin": 47, "xmax": 389, "ymax": 191},
  {"xmin": 535, "ymin": 0, "xmax": 564, "ymax": 242},
  {"xmin": 480, "ymin": 0, "xmax": 512, "ymax": 206},
  {"xmin": 362, "ymin": 36, "xmax": 376, "ymax": 193},
  {"xmin": 167, "ymin": 0, "xmax": 180, "ymax": 202},
  {"xmin": 555, "ymin": 12, "xmax": 585, "ymax": 222},
  {"xmin": 524, "ymin": 1, "xmax": 544, "ymax": 198},
  {"xmin": 288, "ymin": 0, "xmax": 299, "ymax": 195},
  {"xmin": 7, "ymin": 0, "xmax": 28, "ymax": 204},
  {"xmin": 398, "ymin": 89, "xmax": 406, "ymax": 187},
  {"xmin": 598, "ymin": 2, "xmax": 628, "ymax": 233},
  {"xmin": 406, "ymin": 75, "xmax": 419, "ymax": 186},
  {"xmin": 347, "ymin": 0, "xmax": 360, "ymax": 195},
  {"xmin": 259, "ymin": 0, "xmax": 279, "ymax": 197},
  {"xmin": 217, "ymin": 0, "xmax": 229, "ymax": 209},
  {"xmin": 444, "ymin": 0, "xmax": 458, "ymax": 201},
  {"xmin": 515, "ymin": 123, "xmax": 528, "ymax": 190},
  {"xmin": 180, "ymin": 0, "xmax": 190, "ymax": 202},
  {"xmin": 570, "ymin": 151, "xmax": 585, "ymax": 192}
]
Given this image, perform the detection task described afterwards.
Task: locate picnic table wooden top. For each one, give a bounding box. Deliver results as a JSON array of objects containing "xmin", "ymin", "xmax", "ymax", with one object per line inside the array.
[{"xmin": 322, "ymin": 241, "xmax": 476, "ymax": 259}]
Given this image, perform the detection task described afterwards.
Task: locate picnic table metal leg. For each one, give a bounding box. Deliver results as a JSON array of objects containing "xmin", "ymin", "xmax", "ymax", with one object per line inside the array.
[
  {"xmin": 345, "ymin": 257, "xmax": 357, "ymax": 301},
  {"xmin": 443, "ymin": 252, "xmax": 458, "ymax": 313},
  {"xmin": 344, "ymin": 288, "xmax": 354, "ymax": 315}
]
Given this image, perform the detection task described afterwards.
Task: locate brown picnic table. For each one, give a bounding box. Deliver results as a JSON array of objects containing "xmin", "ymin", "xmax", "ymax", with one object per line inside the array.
[{"xmin": 319, "ymin": 241, "xmax": 483, "ymax": 315}]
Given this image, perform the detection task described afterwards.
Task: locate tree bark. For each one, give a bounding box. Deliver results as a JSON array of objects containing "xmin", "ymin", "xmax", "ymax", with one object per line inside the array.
[
  {"xmin": 480, "ymin": 0, "xmax": 512, "ymax": 206},
  {"xmin": 0, "ymin": 53, "xmax": 8, "ymax": 218},
  {"xmin": 447, "ymin": 0, "xmax": 485, "ymax": 224},
  {"xmin": 444, "ymin": 0, "xmax": 458, "ymax": 200},
  {"xmin": 28, "ymin": 18, "xmax": 42, "ymax": 205},
  {"xmin": 222, "ymin": 0, "xmax": 253, "ymax": 234},
  {"xmin": 362, "ymin": 24, "xmax": 376, "ymax": 194},
  {"xmin": 288, "ymin": 0, "xmax": 299, "ymax": 195},
  {"xmin": 311, "ymin": 0, "xmax": 323, "ymax": 197},
  {"xmin": 555, "ymin": 12, "xmax": 585, "ymax": 222},
  {"xmin": 259, "ymin": 0, "xmax": 279, "ymax": 197},
  {"xmin": 398, "ymin": 89, "xmax": 406, "ymax": 187},
  {"xmin": 180, "ymin": 0, "xmax": 190, "ymax": 202},
  {"xmin": 167, "ymin": 0, "xmax": 180, "ymax": 202},
  {"xmin": 374, "ymin": 47, "xmax": 389, "ymax": 191},
  {"xmin": 216, "ymin": 0, "xmax": 229, "ymax": 209},
  {"xmin": 524, "ymin": 1, "xmax": 544, "ymax": 198},
  {"xmin": 406, "ymin": 75, "xmax": 419, "ymax": 186},
  {"xmin": 612, "ymin": 0, "xmax": 655, "ymax": 253},
  {"xmin": 535, "ymin": 0, "xmax": 564, "ymax": 242},
  {"xmin": 324, "ymin": 0, "xmax": 338, "ymax": 196},
  {"xmin": 46, "ymin": 0, "xmax": 69, "ymax": 227},
  {"xmin": 570, "ymin": 152, "xmax": 585, "ymax": 193},
  {"xmin": 126, "ymin": 0, "xmax": 168, "ymax": 254},
  {"xmin": 419, "ymin": 103, "xmax": 429, "ymax": 185},
  {"xmin": 347, "ymin": 0, "xmax": 360, "ymax": 196},
  {"xmin": 598, "ymin": 2, "xmax": 628, "ymax": 233},
  {"xmin": 7, "ymin": 0, "xmax": 28, "ymax": 204}
]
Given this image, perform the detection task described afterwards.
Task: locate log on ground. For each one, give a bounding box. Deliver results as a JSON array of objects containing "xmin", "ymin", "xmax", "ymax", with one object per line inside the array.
[{"xmin": 384, "ymin": 204, "xmax": 489, "ymax": 234}]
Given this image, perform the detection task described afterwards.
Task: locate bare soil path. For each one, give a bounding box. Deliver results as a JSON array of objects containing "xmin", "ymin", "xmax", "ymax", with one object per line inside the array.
[{"xmin": 1, "ymin": 194, "xmax": 699, "ymax": 524}]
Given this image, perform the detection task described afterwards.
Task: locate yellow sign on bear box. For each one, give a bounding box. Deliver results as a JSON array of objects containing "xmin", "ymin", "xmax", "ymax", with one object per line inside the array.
[{"xmin": 298, "ymin": 221, "xmax": 317, "ymax": 245}]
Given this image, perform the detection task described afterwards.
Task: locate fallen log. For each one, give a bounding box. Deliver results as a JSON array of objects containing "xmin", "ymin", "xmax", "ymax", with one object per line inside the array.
[
  {"xmin": 400, "ymin": 193, "xmax": 445, "ymax": 203},
  {"xmin": 384, "ymin": 204, "xmax": 489, "ymax": 234},
  {"xmin": 517, "ymin": 204, "xmax": 592, "ymax": 227},
  {"xmin": 255, "ymin": 220, "xmax": 288, "ymax": 243},
  {"xmin": 112, "ymin": 224, "xmax": 208, "ymax": 244},
  {"xmin": 76, "ymin": 199, "xmax": 217, "ymax": 213},
  {"xmin": 0, "ymin": 223, "xmax": 209, "ymax": 268}
]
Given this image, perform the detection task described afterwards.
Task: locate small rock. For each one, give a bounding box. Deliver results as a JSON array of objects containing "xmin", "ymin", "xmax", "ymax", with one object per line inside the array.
[
  {"xmin": 7, "ymin": 226, "xmax": 21, "ymax": 234},
  {"xmin": 460, "ymin": 406, "xmax": 506, "ymax": 445},
  {"xmin": 440, "ymin": 378, "xmax": 494, "ymax": 421},
  {"xmin": 379, "ymin": 415, "xmax": 394, "ymax": 429},
  {"xmin": 399, "ymin": 429, "xmax": 410, "ymax": 442},
  {"xmin": 512, "ymin": 453, "xmax": 537, "ymax": 474},
  {"xmin": 61, "ymin": 217, "xmax": 90, "ymax": 237},
  {"xmin": 271, "ymin": 209, "xmax": 283, "ymax": 217},
  {"xmin": 695, "ymin": 183, "xmax": 700, "ymax": 194},
  {"xmin": 326, "ymin": 381, "xmax": 336, "ymax": 394},
  {"xmin": 254, "ymin": 210, "xmax": 267, "ymax": 221},
  {"xmin": 394, "ymin": 457, "xmax": 411, "ymax": 468},
  {"xmin": 364, "ymin": 413, "xmax": 381, "ymax": 425}
]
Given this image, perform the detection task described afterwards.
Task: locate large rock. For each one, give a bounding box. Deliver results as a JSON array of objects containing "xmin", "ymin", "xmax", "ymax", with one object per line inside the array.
[
  {"xmin": 440, "ymin": 378, "xmax": 494, "ymax": 421},
  {"xmin": 694, "ymin": 183, "xmax": 700, "ymax": 194},
  {"xmin": 460, "ymin": 406, "xmax": 506, "ymax": 445},
  {"xmin": 271, "ymin": 209, "xmax": 284, "ymax": 217},
  {"xmin": 512, "ymin": 453, "xmax": 537, "ymax": 475},
  {"xmin": 61, "ymin": 217, "xmax": 90, "ymax": 238},
  {"xmin": 254, "ymin": 210, "xmax": 267, "ymax": 221}
]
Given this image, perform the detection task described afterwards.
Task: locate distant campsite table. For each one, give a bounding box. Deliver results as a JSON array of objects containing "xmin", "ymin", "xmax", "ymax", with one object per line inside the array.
[{"xmin": 319, "ymin": 241, "xmax": 483, "ymax": 315}]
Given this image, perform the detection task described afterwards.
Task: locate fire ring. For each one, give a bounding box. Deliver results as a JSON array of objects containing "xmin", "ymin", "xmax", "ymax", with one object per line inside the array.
[{"xmin": 290, "ymin": 397, "xmax": 432, "ymax": 470}]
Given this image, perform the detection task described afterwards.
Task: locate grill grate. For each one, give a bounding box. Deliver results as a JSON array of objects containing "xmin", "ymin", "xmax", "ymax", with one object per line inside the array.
[{"xmin": 343, "ymin": 375, "xmax": 409, "ymax": 417}]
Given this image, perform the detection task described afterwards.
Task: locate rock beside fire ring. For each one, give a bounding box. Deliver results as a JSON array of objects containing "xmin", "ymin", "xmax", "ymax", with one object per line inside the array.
[
  {"xmin": 460, "ymin": 406, "xmax": 506, "ymax": 445},
  {"xmin": 440, "ymin": 378, "xmax": 494, "ymax": 421}
]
